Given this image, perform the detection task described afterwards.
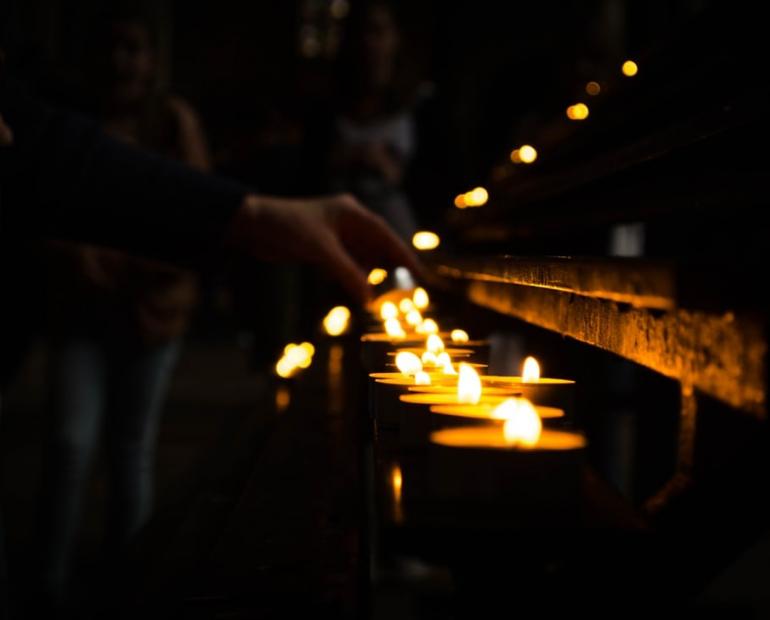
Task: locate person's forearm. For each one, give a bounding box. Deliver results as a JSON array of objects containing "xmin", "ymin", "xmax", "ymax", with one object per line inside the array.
[{"xmin": 1, "ymin": 79, "xmax": 247, "ymax": 267}]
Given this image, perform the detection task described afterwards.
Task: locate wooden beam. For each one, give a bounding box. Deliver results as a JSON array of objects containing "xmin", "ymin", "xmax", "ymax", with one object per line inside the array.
[{"xmin": 436, "ymin": 258, "xmax": 766, "ymax": 418}]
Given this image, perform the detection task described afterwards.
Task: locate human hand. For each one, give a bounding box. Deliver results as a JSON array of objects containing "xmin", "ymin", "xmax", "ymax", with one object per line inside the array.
[{"xmin": 225, "ymin": 193, "xmax": 422, "ymax": 304}]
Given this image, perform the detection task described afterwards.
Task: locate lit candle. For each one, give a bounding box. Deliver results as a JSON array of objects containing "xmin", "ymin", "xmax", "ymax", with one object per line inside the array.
[
  {"xmin": 481, "ymin": 356, "xmax": 575, "ymax": 414},
  {"xmin": 428, "ymin": 398, "xmax": 587, "ymax": 527},
  {"xmin": 397, "ymin": 364, "xmax": 521, "ymax": 447}
]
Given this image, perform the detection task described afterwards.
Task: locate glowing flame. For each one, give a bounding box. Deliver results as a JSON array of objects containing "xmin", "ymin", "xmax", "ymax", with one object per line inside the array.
[
  {"xmin": 457, "ymin": 363, "xmax": 482, "ymax": 404},
  {"xmin": 585, "ymin": 81, "xmax": 601, "ymax": 96},
  {"xmin": 368, "ymin": 268, "xmax": 388, "ymax": 286},
  {"xmin": 510, "ymin": 148, "xmax": 521, "ymax": 164},
  {"xmin": 436, "ymin": 351, "xmax": 451, "ymax": 367},
  {"xmin": 451, "ymin": 329, "xmax": 469, "ymax": 344},
  {"xmin": 399, "ymin": 297, "xmax": 415, "ymax": 313},
  {"xmin": 622, "ymin": 60, "xmax": 638, "ymax": 77},
  {"xmin": 522, "ymin": 356, "xmax": 540, "ymax": 382},
  {"xmin": 519, "ymin": 144, "xmax": 538, "ymax": 164},
  {"xmin": 421, "ymin": 351, "xmax": 438, "ymax": 366},
  {"xmin": 405, "ymin": 309, "xmax": 423, "ymax": 327},
  {"xmin": 412, "ymin": 231, "xmax": 440, "ymax": 251},
  {"xmin": 395, "ymin": 351, "xmax": 422, "ymax": 376},
  {"xmin": 498, "ymin": 398, "xmax": 542, "ymax": 447},
  {"xmin": 442, "ymin": 362, "xmax": 457, "ymax": 375},
  {"xmin": 463, "ymin": 186, "xmax": 488, "ymax": 207},
  {"xmin": 276, "ymin": 342, "xmax": 315, "ymax": 378},
  {"xmin": 322, "ymin": 305, "xmax": 350, "ymax": 336},
  {"xmin": 384, "ymin": 318, "xmax": 406, "ymax": 339},
  {"xmin": 414, "ymin": 371, "xmax": 431, "ymax": 386},
  {"xmin": 413, "ymin": 287, "xmax": 429, "ymax": 310},
  {"xmin": 416, "ymin": 318, "xmax": 438, "ymax": 334},
  {"xmin": 566, "ymin": 102, "xmax": 589, "ymax": 120},
  {"xmin": 380, "ymin": 301, "xmax": 398, "ymax": 321},
  {"xmin": 426, "ymin": 334, "xmax": 445, "ymax": 355},
  {"xmin": 454, "ymin": 194, "xmax": 467, "ymax": 209}
]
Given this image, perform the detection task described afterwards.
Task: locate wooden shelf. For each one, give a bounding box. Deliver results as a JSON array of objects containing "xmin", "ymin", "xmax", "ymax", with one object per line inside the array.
[{"xmin": 435, "ymin": 256, "xmax": 766, "ymax": 418}]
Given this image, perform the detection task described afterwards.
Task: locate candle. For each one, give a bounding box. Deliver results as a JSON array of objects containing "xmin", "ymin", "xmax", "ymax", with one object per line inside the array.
[
  {"xmin": 428, "ymin": 398, "xmax": 586, "ymax": 527},
  {"xmin": 397, "ymin": 364, "xmax": 521, "ymax": 447},
  {"xmin": 482, "ymin": 356, "xmax": 575, "ymax": 414}
]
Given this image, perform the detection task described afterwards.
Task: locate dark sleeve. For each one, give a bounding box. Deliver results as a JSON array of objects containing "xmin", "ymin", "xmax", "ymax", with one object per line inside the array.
[{"xmin": 0, "ymin": 79, "xmax": 249, "ymax": 268}]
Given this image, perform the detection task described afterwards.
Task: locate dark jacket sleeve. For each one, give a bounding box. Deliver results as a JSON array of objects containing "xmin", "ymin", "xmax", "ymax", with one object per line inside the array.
[{"xmin": 0, "ymin": 79, "xmax": 248, "ymax": 268}]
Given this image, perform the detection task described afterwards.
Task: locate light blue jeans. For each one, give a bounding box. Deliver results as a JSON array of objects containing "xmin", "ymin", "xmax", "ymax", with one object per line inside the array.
[{"xmin": 38, "ymin": 332, "xmax": 180, "ymax": 600}]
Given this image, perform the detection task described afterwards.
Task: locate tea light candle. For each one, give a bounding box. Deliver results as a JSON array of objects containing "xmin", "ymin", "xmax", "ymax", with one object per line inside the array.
[
  {"xmin": 428, "ymin": 398, "xmax": 587, "ymax": 527},
  {"xmin": 482, "ymin": 356, "xmax": 575, "ymax": 413}
]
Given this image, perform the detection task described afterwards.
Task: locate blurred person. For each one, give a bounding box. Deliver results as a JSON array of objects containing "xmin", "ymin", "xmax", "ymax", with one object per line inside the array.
[
  {"xmin": 2, "ymin": 7, "xmax": 420, "ymax": 615},
  {"xmin": 35, "ymin": 7, "xmax": 212, "ymax": 607},
  {"xmin": 303, "ymin": 1, "xmax": 429, "ymax": 240}
]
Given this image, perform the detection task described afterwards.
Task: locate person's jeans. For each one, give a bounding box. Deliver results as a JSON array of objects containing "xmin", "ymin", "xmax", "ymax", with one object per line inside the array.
[{"xmin": 38, "ymin": 332, "xmax": 180, "ymax": 601}]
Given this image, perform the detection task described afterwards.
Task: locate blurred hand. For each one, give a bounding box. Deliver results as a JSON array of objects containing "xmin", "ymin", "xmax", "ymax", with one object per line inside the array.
[{"xmin": 226, "ymin": 193, "xmax": 422, "ymax": 304}]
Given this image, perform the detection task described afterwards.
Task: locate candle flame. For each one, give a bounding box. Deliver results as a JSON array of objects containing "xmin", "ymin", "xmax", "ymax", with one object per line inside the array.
[
  {"xmin": 451, "ymin": 329, "xmax": 469, "ymax": 344},
  {"xmin": 519, "ymin": 144, "xmax": 538, "ymax": 164},
  {"xmin": 380, "ymin": 301, "xmax": 398, "ymax": 321},
  {"xmin": 405, "ymin": 309, "xmax": 423, "ymax": 327},
  {"xmin": 566, "ymin": 102, "xmax": 589, "ymax": 120},
  {"xmin": 412, "ymin": 287, "xmax": 429, "ymax": 310},
  {"xmin": 395, "ymin": 351, "xmax": 422, "ymax": 376},
  {"xmin": 367, "ymin": 268, "xmax": 388, "ymax": 286},
  {"xmin": 426, "ymin": 334, "xmax": 445, "ymax": 355},
  {"xmin": 416, "ymin": 318, "xmax": 438, "ymax": 334},
  {"xmin": 442, "ymin": 362, "xmax": 457, "ymax": 375},
  {"xmin": 414, "ymin": 371, "xmax": 431, "ymax": 386},
  {"xmin": 499, "ymin": 398, "xmax": 542, "ymax": 447},
  {"xmin": 322, "ymin": 305, "xmax": 350, "ymax": 336},
  {"xmin": 463, "ymin": 186, "xmax": 488, "ymax": 207},
  {"xmin": 421, "ymin": 351, "xmax": 438, "ymax": 366},
  {"xmin": 622, "ymin": 59, "xmax": 638, "ymax": 77},
  {"xmin": 384, "ymin": 318, "xmax": 406, "ymax": 339},
  {"xmin": 454, "ymin": 194, "xmax": 467, "ymax": 209},
  {"xmin": 412, "ymin": 231, "xmax": 440, "ymax": 251},
  {"xmin": 276, "ymin": 342, "xmax": 315, "ymax": 378},
  {"xmin": 457, "ymin": 363, "xmax": 482, "ymax": 404},
  {"xmin": 522, "ymin": 356, "xmax": 540, "ymax": 382},
  {"xmin": 399, "ymin": 297, "xmax": 415, "ymax": 313}
]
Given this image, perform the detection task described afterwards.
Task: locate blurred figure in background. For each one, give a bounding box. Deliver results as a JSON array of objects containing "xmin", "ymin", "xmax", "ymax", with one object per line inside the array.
[
  {"xmin": 304, "ymin": 0, "xmax": 428, "ymax": 240},
  {"xmin": 37, "ymin": 4, "xmax": 210, "ymax": 608}
]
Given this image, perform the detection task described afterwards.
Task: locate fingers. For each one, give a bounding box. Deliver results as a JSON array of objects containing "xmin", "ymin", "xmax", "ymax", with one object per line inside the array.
[
  {"xmin": 332, "ymin": 194, "xmax": 425, "ymax": 279},
  {"xmin": 315, "ymin": 232, "xmax": 372, "ymax": 305}
]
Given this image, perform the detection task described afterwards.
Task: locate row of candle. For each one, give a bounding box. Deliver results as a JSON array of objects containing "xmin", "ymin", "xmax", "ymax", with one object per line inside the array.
[{"xmin": 361, "ymin": 272, "xmax": 587, "ymax": 528}]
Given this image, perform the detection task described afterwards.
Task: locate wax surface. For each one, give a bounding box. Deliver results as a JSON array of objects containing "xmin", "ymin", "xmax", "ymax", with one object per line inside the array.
[
  {"xmin": 429, "ymin": 403, "xmax": 565, "ymax": 420},
  {"xmin": 431, "ymin": 427, "xmax": 586, "ymax": 450},
  {"xmin": 482, "ymin": 375, "xmax": 575, "ymax": 386},
  {"xmin": 406, "ymin": 385, "xmax": 514, "ymax": 396},
  {"xmin": 400, "ymin": 392, "xmax": 516, "ymax": 406}
]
